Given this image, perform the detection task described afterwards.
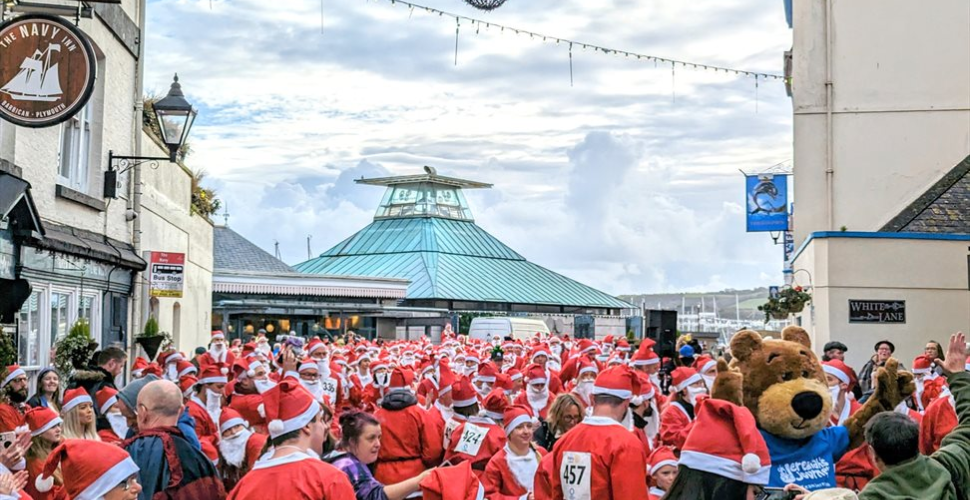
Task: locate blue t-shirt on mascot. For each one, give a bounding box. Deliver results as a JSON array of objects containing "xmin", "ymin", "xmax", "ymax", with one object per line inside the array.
[{"xmin": 761, "ymin": 426, "xmax": 849, "ymax": 490}]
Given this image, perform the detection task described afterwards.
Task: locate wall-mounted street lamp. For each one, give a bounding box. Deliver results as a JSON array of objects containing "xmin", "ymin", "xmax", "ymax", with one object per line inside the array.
[{"xmin": 104, "ymin": 74, "xmax": 197, "ymax": 198}]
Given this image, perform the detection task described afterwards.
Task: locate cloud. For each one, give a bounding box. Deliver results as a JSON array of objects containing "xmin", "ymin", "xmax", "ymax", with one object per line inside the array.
[{"xmin": 144, "ymin": 0, "xmax": 794, "ymax": 294}]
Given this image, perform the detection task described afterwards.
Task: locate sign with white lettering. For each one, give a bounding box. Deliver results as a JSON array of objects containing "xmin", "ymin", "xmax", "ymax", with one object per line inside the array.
[
  {"xmin": 149, "ymin": 252, "xmax": 184, "ymax": 298},
  {"xmin": 0, "ymin": 15, "xmax": 97, "ymax": 127},
  {"xmin": 848, "ymin": 300, "xmax": 905, "ymax": 324}
]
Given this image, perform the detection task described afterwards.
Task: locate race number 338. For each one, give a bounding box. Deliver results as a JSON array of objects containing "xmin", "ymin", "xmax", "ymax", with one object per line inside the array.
[
  {"xmin": 453, "ymin": 423, "xmax": 488, "ymax": 456},
  {"xmin": 560, "ymin": 451, "xmax": 592, "ymax": 500}
]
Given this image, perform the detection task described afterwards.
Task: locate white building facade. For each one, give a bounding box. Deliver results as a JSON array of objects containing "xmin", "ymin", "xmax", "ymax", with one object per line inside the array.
[{"xmin": 789, "ymin": 0, "xmax": 970, "ymax": 368}]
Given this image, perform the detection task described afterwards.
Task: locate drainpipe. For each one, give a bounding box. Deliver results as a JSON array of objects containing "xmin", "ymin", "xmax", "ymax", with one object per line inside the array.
[
  {"xmin": 130, "ymin": 0, "xmax": 147, "ymax": 349},
  {"xmin": 824, "ymin": 0, "xmax": 835, "ymax": 230}
]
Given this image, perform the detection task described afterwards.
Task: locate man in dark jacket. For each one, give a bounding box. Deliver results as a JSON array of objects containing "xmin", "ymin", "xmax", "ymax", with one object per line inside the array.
[
  {"xmin": 77, "ymin": 346, "xmax": 127, "ymax": 401},
  {"xmin": 123, "ymin": 379, "xmax": 226, "ymax": 500}
]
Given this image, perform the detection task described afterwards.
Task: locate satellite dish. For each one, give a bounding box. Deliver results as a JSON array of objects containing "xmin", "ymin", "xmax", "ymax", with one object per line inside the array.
[{"xmin": 424, "ymin": 166, "xmax": 437, "ymax": 175}]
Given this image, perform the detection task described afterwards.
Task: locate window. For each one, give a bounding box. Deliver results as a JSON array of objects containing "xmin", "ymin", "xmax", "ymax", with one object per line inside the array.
[
  {"xmin": 50, "ymin": 291, "xmax": 71, "ymax": 346},
  {"xmin": 58, "ymin": 100, "xmax": 92, "ymax": 192},
  {"xmin": 18, "ymin": 291, "xmax": 42, "ymax": 369}
]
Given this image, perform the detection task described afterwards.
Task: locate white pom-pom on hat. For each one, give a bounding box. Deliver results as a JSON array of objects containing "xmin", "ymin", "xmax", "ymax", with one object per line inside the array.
[
  {"xmin": 268, "ymin": 419, "xmax": 285, "ymax": 435},
  {"xmin": 221, "ymin": 367, "xmax": 229, "ymax": 375},
  {"xmin": 741, "ymin": 453, "xmax": 761, "ymax": 474},
  {"xmin": 247, "ymin": 369, "xmax": 256, "ymax": 377},
  {"xmin": 257, "ymin": 403, "xmax": 265, "ymax": 418},
  {"xmin": 35, "ymin": 474, "xmax": 54, "ymax": 492}
]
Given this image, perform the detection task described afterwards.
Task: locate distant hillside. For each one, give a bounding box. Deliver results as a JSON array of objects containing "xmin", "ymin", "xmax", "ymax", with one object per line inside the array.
[{"xmin": 619, "ymin": 287, "xmax": 771, "ymax": 322}]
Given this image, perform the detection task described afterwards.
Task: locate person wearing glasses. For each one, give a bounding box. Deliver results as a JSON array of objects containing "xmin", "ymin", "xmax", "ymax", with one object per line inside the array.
[
  {"xmin": 122, "ymin": 380, "xmax": 226, "ymax": 500},
  {"xmin": 533, "ymin": 392, "xmax": 583, "ymax": 452},
  {"xmin": 33, "ymin": 440, "xmax": 142, "ymax": 500},
  {"xmin": 0, "ymin": 365, "xmax": 29, "ymax": 428}
]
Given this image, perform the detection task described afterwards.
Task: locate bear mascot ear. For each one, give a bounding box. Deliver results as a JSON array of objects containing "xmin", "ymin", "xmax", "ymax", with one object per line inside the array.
[
  {"xmin": 781, "ymin": 325, "xmax": 812, "ymax": 350},
  {"xmin": 730, "ymin": 330, "xmax": 764, "ymax": 363}
]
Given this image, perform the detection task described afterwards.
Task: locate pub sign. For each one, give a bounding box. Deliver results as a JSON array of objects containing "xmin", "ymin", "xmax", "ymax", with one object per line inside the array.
[{"xmin": 848, "ymin": 300, "xmax": 906, "ymax": 324}]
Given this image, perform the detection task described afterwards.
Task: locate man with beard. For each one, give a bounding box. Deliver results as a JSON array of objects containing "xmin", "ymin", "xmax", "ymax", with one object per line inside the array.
[
  {"xmin": 228, "ymin": 358, "xmax": 271, "ymax": 434},
  {"xmin": 188, "ymin": 363, "xmax": 228, "ymax": 454},
  {"xmin": 626, "ymin": 373, "xmax": 660, "ymax": 452},
  {"xmin": 306, "ymin": 341, "xmax": 341, "ymax": 407},
  {"xmin": 0, "ymin": 365, "xmax": 29, "ymax": 428},
  {"xmin": 570, "ymin": 358, "xmax": 599, "ymax": 408},
  {"xmin": 514, "ymin": 364, "xmax": 553, "ymax": 420},
  {"xmin": 197, "ymin": 331, "xmax": 236, "ymax": 368},
  {"xmin": 77, "ymin": 346, "xmax": 127, "ymax": 398},
  {"xmin": 217, "ymin": 408, "xmax": 267, "ymax": 491},
  {"xmin": 426, "ymin": 361, "xmax": 457, "ymax": 448}
]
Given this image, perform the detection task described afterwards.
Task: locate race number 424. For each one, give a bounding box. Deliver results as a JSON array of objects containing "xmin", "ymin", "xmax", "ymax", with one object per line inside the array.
[{"xmin": 560, "ymin": 451, "xmax": 592, "ymax": 500}]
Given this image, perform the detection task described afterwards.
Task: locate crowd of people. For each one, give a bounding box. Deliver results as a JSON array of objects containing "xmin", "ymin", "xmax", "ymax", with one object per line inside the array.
[{"xmin": 0, "ymin": 325, "xmax": 967, "ymax": 500}]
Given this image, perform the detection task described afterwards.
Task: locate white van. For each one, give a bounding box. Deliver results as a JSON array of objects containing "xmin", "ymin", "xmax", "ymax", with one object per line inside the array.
[{"xmin": 468, "ymin": 317, "xmax": 550, "ymax": 342}]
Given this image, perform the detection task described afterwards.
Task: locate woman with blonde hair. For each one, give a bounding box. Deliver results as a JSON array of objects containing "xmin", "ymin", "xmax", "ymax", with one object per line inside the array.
[
  {"xmin": 534, "ymin": 392, "xmax": 584, "ymax": 451},
  {"xmin": 24, "ymin": 406, "xmax": 64, "ymax": 500},
  {"xmin": 60, "ymin": 387, "xmax": 100, "ymax": 441}
]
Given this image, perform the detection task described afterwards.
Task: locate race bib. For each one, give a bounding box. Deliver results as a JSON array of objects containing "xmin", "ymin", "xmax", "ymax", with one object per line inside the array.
[
  {"xmin": 560, "ymin": 451, "xmax": 592, "ymax": 500},
  {"xmin": 453, "ymin": 423, "xmax": 489, "ymax": 456},
  {"xmin": 444, "ymin": 418, "xmax": 461, "ymax": 449},
  {"xmin": 320, "ymin": 377, "xmax": 338, "ymax": 403}
]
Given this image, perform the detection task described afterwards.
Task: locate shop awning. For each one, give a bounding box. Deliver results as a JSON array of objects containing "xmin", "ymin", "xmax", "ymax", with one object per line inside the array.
[
  {"xmin": 30, "ymin": 222, "xmax": 146, "ymax": 271},
  {"xmin": 0, "ymin": 172, "xmax": 44, "ymax": 237},
  {"xmin": 0, "ymin": 278, "xmax": 30, "ymax": 323}
]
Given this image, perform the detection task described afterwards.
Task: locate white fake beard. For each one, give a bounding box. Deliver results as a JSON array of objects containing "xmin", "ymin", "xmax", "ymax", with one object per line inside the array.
[
  {"xmin": 547, "ymin": 361, "xmax": 561, "ymax": 373},
  {"xmin": 702, "ymin": 375, "xmax": 716, "ymax": 392},
  {"xmin": 106, "ymin": 411, "xmax": 129, "ymax": 439},
  {"xmin": 374, "ymin": 373, "xmax": 389, "ymax": 387},
  {"xmin": 256, "ymin": 343, "xmax": 271, "ymax": 356},
  {"xmin": 526, "ymin": 387, "xmax": 549, "ymax": 415},
  {"xmin": 687, "ymin": 387, "xmax": 706, "ymax": 407},
  {"xmin": 301, "ymin": 379, "xmax": 325, "ymax": 401},
  {"xmin": 166, "ymin": 363, "xmax": 179, "ymax": 382},
  {"xmin": 401, "ymin": 357, "xmax": 414, "ymax": 368},
  {"xmin": 621, "ymin": 407, "xmax": 634, "ymax": 431},
  {"xmin": 219, "ymin": 429, "xmax": 253, "ymax": 468},
  {"xmin": 551, "ymin": 345, "xmax": 562, "ymax": 357},
  {"xmin": 574, "ymin": 380, "xmax": 594, "ymax": 402},
  {"xmin": 476, "ymin": 383, "xmax": 492, "ymax": 398},
  {"xmin": 254, "ymin": 379, "xmax": 276, "ymax": 394},
  {"xmin": 205, "ymin": 389, "xmax": 223, "ymax": 423},
  {"xmin": 649, "ymin": 373, "xmax": 661, "ymax": 388},
  {"xmin": 505, "ymin": 447, "xmax": 539, "ymax": 492},
  {"xmin": 209, "ymin": 345, "xmax": 226, "ymax": 363},
  {"xmin": 644, "ymin": 399, "xmax": 660, "ymax": 441},
  {"xmin": 317, "ymin": 360, "xmax": 331, "ymax": 379}
]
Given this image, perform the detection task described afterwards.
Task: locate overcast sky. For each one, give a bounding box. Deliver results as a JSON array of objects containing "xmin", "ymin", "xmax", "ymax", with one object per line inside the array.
[{"xmin": 143, "ymin": 0, "xmax": 794, "ymax": 296}]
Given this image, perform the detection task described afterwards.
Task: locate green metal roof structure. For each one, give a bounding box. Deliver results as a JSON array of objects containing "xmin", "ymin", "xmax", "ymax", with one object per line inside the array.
[{"xmin": 294, "ymin": 168, "xmax": 632, "ymax": 311}]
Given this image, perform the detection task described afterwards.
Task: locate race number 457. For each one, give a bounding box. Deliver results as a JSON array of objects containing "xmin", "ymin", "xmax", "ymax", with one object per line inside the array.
[{"xmin": 560, "ymin": 451, "xmax": 592, "ymax": 500}]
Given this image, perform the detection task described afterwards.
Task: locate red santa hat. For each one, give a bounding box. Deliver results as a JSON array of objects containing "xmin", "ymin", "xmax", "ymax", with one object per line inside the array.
[
  {"xmin": 576, "ymin": 339, "xmax": 597, "ymax": 354},
  {"xmin": 631, "ymin": 373, "xmax": 656, "ymax": 406},
  {"xmin": 476, "ymin": 362, "xmax": 498, "ymax": 384},
  {"xmin": 615, "ymin": 339, "xmax": 631, "ymax": 352},
  {"xmin": 438, "ymin": 361, "xmax": 456, "ymax": 396},
  {"xmin": 131, "ymin": 357, "xmax": 149, "ymax": 377},
  {"xmin": 630, "ymin": 339, "xmax": 660, "ymax": 367},
  {"xmin": 95, "ymin": 387, "xmax": 119, "ymax": 416},
  {"xmin": 530, "ymin": 347, "xmax": 551, "ymax": 363},
  {"xmin": 693, "ymin": 355, "xmax": 717, "ymax": 374},
  {"xmin": 197, "ymin": 362, "xmax": 229, "ymax": 385},
  {"xmin": 371, "ymin": 356, "xmax": 390, "ymax": 373},
  {"xmin": 912, "ymin": 355, "xmax": 933, "ymax": 374},
  {"xmin": 35, "ymin": 440, "xmax": 139, "ymax": 498},
  {"xmin": 481, "ymin": 388, "xmax": 508, "ymax": 421},
  {"xmin": 142, "ymin": 363, "xmax": 163, "ymax": 378},
  {"xmin": 176, "ymin": 359, "xmax": 197, "ymax": 378},
  {"xmin": 678, "ymin": 398, "xmax": 771, "ymax": 485},
  {"xmin": 298, "ymin": 358, "xmax": 318, "ymax": 373},
  {"xmin": 464, "ymin": 352, "xmax": 481, "ymax": 366},
  {"xmin": 648, "ymin": 446, "xmax": 678, "ymax": 475},
  {"xmin": 307, "ymin": 339, "xmax": 327, "ymax": 356},
  {"xmin": 451, "ymin": 376, "xmax": 479, "ymax": 408},
  {"xmin": 419, "ymin": 461, "xmax": 484, "ymax": 500},
  {"xmin": 210, "ymin": 330, "xmax": 226, "ymax": 341},
  {"xmin": 503, "ymin": 404, "xmax": 535, "ymax": 436},
  {"xmin": 219, "ymin": 407, "xmax": 249, "ymax": 434},
  {"xmin": 493, "ymin": 373, "xmax": 513, "ymax": 392},
  {"xmin": 822, "ymin": 359, "xmax": 852, "ymax": 386},
  {"xmin": 157, "ymin": 350, "xmax": 182, "ymax": 365},
  {"xmin": 179, "ymin": 375, "xmax": 198, "ymax": 397},
  {"xmin": 26, "ymin": 406, "xmax": 62, "ymax": 437},
  {"xmin": 262, "ymin": 379, "xmax": 321, "ymax": 439},
  {"xmin": 2, "ymin": 364, "xmax": 25, "ymax": 387},
  {"xmin": 577, "ymin": 358, "xmax": 599, "ymax": 377},
  {"xmin": 507, "ymin": 368, "xmax": 523, "ymax": 382},
  {"xmin": 389, "ymin": 366, "xmax": 414, "ymax": 392},
  {"xmin": 592, "ymin": 365, "xmax": 641, "ymax": 400},
  {"xmin": 61, "ymin": 387, "xmax": 93, "ymax": 414},
  {"xmin": 524, "ymin": 364, "xmax": 548, "ymax": 386},
  {"xmin": 670, "ymin": 367, "xmax": 702, "ymax": 393}
]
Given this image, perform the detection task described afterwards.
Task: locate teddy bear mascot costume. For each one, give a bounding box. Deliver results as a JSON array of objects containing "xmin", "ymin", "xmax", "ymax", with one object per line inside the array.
[{"xmin": 720, "ymin": 326, "xmax": 914, "ymax": 492}]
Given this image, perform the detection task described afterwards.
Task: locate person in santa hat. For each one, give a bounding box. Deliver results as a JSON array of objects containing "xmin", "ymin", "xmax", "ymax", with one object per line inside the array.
[
  {"xmin": 658, "ymin": 366, "xmax": 707, "ymax": 453},
  {"xmin": 646, "ymin": 446, "xmax": 678, "ymax": 500},
  {"xmin": 474, "ymin": 362, "xmax": 499, "ymax": 399},
  {"xmin": 549, "ymin": 364, "xmax": 648, "ymax": 500},
  {"xmin": 530, "ymin": 348, "xmax": 564, "ymax": 396},
  {"xmin": 663, "ymin": 397, "xmax": 771, "ymax": 500},
  {"xmin": 227, "ymin": 358, "xmax": 270, "ymax": 434},
  {"xmin": 0, "ymin": 365, "xmax": 29, "ymax": 429},
  {"xmin": 360, "ymin": 359, "xmax": 392, "ymax": 410},
  {"xmin": 821, "ymin": 359, "xmax": 877, "ymax": 491},
  {"xmin": 34, "ymin": 440, "xmax": 142, "ymax": 500},
  {"xmin": 187, "ymin": 362, "xmax": 229, "ymax": 453},
  {"xmin": 307, "ymin": 340, "xmax": 343, "ymax": 409},
  {"xmin": 416, "ymin": 360, "xmax": 439, "ymax": 405},
  {"xmin": 218, "ymin": 408, "xmax": 268, "ymax": 492},
  {"xmin": 920, "ymin": 379, "xmax": 958, "ymax": 455},
  {"xmin": 568, "ymin": 358, "xmax": 598, "ymax": 408},
  {"xmin": 444, "ymin": 376, "xmax": 507, "ymax": 476},
  {"xmin": 95, "ymin": 387, "xmax": 129, "ymax": 445},
  {"xmin": 534, "ymin": 393, "xmax": 584, "ymax": 452},
  {"xmin": 629, "ymin": 340, "xmax": 666, "ymax": 408},
  {"xmin": 426, "ymin": 361, "xmax": 458, "ymax": 449},
  {"xmin": 483, "ymin": 405, "xmax": 545, "ymax": 500},
  {"xmin": 197, "ymin": 331, "xmax": 236, "ymax": 368},
  {"xmin": 24, "ymin": 405, "xmax": 64, "ymax": 500},
  {"xmin": 156, "ymin": 350, "xmax": 185, "ymax": 382},
  {"xmin": 513, "ymin": 364, "xmax": 554, "ymax": 420},
  {"xmin": 130, "ymin": 357, "xmax": 150, "ymax": 379},
  {"xmin": 60, "ymin": 387, "xmax": 99, "ymax": 441},
  {"xmin": 372, "ymin": 367, "xmax": 444, "ymax": 485},
  {"xmin": 627, "ymin": 373, "xmax": 660, "ymax": 453},
  {"xmin": 693, "ymin": 355, "xmax": 718, "ymax": 393},
  {"xmin": 228, "ymin": 379, "xmax": 353, "ymax": 500}
]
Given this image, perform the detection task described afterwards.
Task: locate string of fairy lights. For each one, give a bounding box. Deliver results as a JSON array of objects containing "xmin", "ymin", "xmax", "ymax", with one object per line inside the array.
[{"xmin": 359, "ymin": 0, "xmax": 788, "ymax": 93}]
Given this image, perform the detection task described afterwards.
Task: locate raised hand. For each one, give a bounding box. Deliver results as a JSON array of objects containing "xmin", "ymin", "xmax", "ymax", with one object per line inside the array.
[{"xmin": 939, "ymin": 332, "xmax": 967, "ymax": 376}]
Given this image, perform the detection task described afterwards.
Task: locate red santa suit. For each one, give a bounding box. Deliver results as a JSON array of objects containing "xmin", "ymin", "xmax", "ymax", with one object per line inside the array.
[
  {"xmin": 445, "ymin": 416, "xmax": 508, "ymax": 476},
  {"xmin": 659, "ymin": 400, "xmax": 694, "ymax": 453},
  {"xmin": 227, "ymin": 452, "xmax": 354, "ymax": 500},
  {"xmin": 229, "ymin": 392, "xmax": 267, "ymax": 434},
  {"xmin": 0, "ymin": 403, "xmax": 25, "ymax": 431},
  {"xmin": 373, "ymin": 370, "xmax": 444, "ymax": 485},
  {"xmin": 26, "ymin": 455, "xmax": 68, "ymax": 500},
  {"xmin": 920, "ymin": 394, "xmax": 957, "ymax": 454},
  {"xmin": 533, "ymin": 452, "xmax": 555, "ymax": 500},
  {"xmin": 98, "ymin": 428, "xmax": 124, "ymax": 445},
  {"xmin": 197, "ymin": 350, "xmax": 236, "ymax": 371},
  {"xmin": 187, "ymin": 395, "xmax": 221, "ymax": 450},
  {"xmin": 550, "ymin": 416, "xmax": 648, "ymax": 500},
  {"xmin": 831, "ymin": 396, "xmax": 874, "ymax": 490},
  {"xmin": 513, "ymin": 390, "xmax": 553, "ymax": 420},
  {"xmin": 483, "ymin": 445, "xmax": 545, "ymax": 500}
]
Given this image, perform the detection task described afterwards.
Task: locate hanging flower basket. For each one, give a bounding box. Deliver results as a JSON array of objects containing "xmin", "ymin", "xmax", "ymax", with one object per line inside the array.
[
  {"xmin": 758, "ymin": 286, "xmax": 812, "ymax": 323},
  {"xmin": 771, "ymin": 311, "xmax": 790, "ymax": 320}
]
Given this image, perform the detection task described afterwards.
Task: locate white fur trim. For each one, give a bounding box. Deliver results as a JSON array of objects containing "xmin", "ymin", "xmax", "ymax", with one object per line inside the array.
[
  {"xmin": 74, "ymin": 457, "xmax": 140, "ymax": 500},
  {"xmin": 526, "ymin": 377, "xmax": 548, "ymax": 385},
  {"xmin": 268, "ymin": 400, "xmax": 321, "ymax": 439},
  {"xmin": 257, "ymin": 404, "xmax": 266, "ymax": 418},
  {"xmin": 504, "ymin": 414, "xmax": 533, "ymax": 435},
  {"xmin": 578, "ymin": 365, "xmax": 599, "ymax": 376},
  {"xmin": 61, "ymin": 394, "xmax": 93, "ymax": 414},
  {"xmin": 630, "ymin": 358, "xmax": 660, "ymax": 367},
  {"xmin": 509, "ymin": 373, "xmax": 523, "ymax": 381},
  {"xmin": 476, "ymin": 375, "xmax": 496, "ymax": 383},
  {"xmin": 30, "ymin": 416, "xmax": 62, "ymax": 437},
  {"xmin": 912, "ymin": 367, "xmax": 931, "ymax": 374},
  {"xmin": 197, "ymin": 375, "xmax": 228, "ymax": 385},
  {"xmin": 741, "ymin": 453, "xmax": 761, "ymax": 474},
  {"xmin": 268, "ymin": 420, "xmax": 285, "ymax": 435},
  {"xmin": 484, "ymin": 410, "xmax": 504, "ymax": 421},
  {"xmin": 679, "ymin": 450, "xmax": 769, "ymax": 486},
  {"xmin": 701, "ymin": 360, "xmax": 717, "ymax": 374},
  {"xmin": 673, "ymin": 373, "xmax": 702, "ymax": 393},
  {"xmin": 99, "ymin": 395, "xmax": 118, "ymax": 416},
  {"xmin": 823, "ymin": 365, "xmax": 850, "ymax": 385},
  {"xmin": 453, "ymin": 396, "xmax": 478, "ymax": 407},
  {"xmin": 591, "ymin": 385, "xmax": 632, "ymax": 400},
  {"xmin": 2, "ymin": 368, "xmax": 25, "ymax": 387},
  {"xmin": 649, "ymin": 459, "xmax": 678, "ymax": 475},
  {"xmin": 220, "ymin": 417, "xmax": 247, "ymax": 434}
]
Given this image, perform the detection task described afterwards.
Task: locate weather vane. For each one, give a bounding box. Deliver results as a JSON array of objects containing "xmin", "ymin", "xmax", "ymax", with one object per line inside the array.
[{"xmin": 462, "ymin": 0, "xmax": 508, "ymax": 11}]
